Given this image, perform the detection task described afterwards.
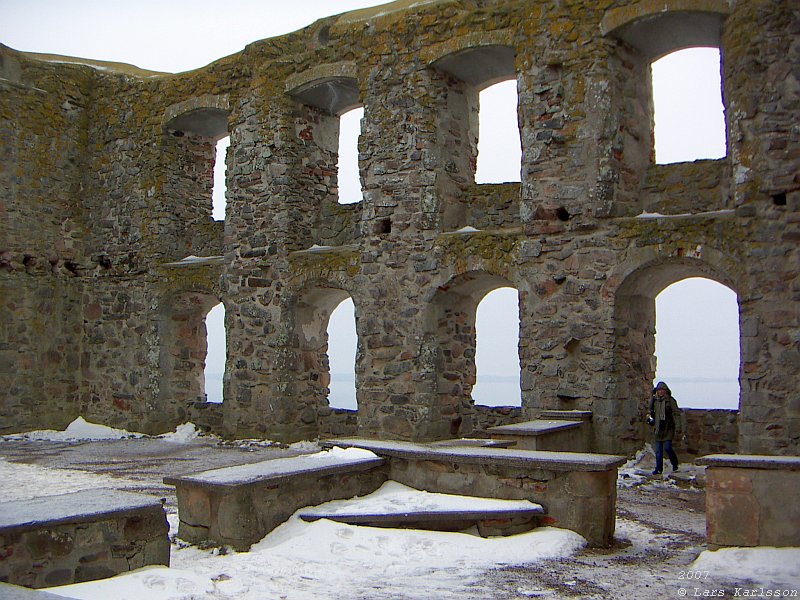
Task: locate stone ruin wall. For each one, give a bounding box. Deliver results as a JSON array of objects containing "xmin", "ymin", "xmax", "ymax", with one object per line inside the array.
[{"xmin": 1, "ymin": 0, "xmax": 798, "ymax": 456}]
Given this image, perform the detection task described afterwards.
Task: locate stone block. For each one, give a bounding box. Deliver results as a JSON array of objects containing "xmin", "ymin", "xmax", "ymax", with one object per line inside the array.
[
  {"xmin": 700, "ymin": 455, "xmax": 800, "ymax": 548},
  {"xmin": 705, "ymin": 467, "xmax": 753, "ymax": 492},
  {"xmin": 166, "ymin": 451, "xmax": 388, "ymax": 550},
  {"xmin": 563, "ymin": 470, "xmax": 614, "ymax": 499},
  {"xmin": 706, "ymin": 491, "xmax": 760, "ymax": 547},
  {"xmin": 0, "ymin": 490, "xmax": 169, "ymax": 589}
]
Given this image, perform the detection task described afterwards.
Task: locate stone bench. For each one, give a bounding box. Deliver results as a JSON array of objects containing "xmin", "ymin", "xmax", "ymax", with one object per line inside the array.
[
  {"xmin": 299, "ymin": 505, "xmax": 545, "ymax": 537},
  {"xmin": 0, "ymin": 489, "xmax": 169, "ymax": 589},
  {"xmin": 323, "ymin": 438, "xmax": 626, "ymax": 547},
  {"xmin": 163, "ymin": 449, "xmax": 388, "ymax": 550},
  {"xmin": 696, "ymin": 453, "xmax": 800, "ymax": 548},
  {"xmin": 429, "ymin": 438, "xmax": 516, "ymax": 449},
  {"xmin": 0, "ymin": 582, "xmax": 72, "ymax": 599},
  {"xmin": 487, "ymin": 419, "xmax": 587, "ymax": 452}
]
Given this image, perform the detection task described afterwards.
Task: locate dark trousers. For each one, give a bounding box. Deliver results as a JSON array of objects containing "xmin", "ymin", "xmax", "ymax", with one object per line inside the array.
[{"xmin": 654, "ymin": 439, "xmax": 678, "ymax": 472}]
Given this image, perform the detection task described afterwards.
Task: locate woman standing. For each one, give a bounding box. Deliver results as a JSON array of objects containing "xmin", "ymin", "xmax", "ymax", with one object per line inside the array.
[{"xmin": 647, "ymin": 381, "xmax": 683, "ymax": 475}]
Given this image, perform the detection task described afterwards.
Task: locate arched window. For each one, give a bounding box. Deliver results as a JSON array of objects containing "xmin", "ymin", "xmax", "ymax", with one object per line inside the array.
[
  {"xmin": 327, "ymin": 297, "xmax": 357, "ymax": 409},
  {"xmin": 476, "ymin": 80, "xmax": 521, "ymax": 183},
  {"xmin": 204, "ymin": 303, "xmax": 226, "ymax": 403},
  {"xmin": 337, "ymin": 107, "xmax": 363, "ymax": 204},
  {"xmin": 652, "ymin": 48, "xmax": 726, "ymax": 164},
  {"xmin": 655, "ymin": 277, "xmax": 739, "ymax": 409},
  {"xmin": 473, "ymin": 287, "xmax": 521, "ymax": 407},
  {"xmin": 212, "ymin": 136, "xmax": 229, "ymax": 220}
]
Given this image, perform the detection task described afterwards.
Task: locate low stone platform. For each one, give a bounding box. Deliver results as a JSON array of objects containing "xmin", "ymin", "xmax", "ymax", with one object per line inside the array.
[
  {"xmin": 540, "ymin": 410, "xmax": 593, "ymax": 422},
  {"xmin": 299, "ymin": 505, "xmax": 545, "ymax": 537},
  {"xmin": 323, "ymin": 438, "xmax": 626, "ymax": 546},
  {"xmin": 0, "ymin": 489, "xmax": 169, "ymax": 589},
  {"xmin": 486, "ymin": 419, "xmax": 587, "ymax": 452},
  {"xmin": 429, "ymin": 438, "xmax": 516, "ymax": 449},
  {"xmin": 696, "ymin": 453, "xmax": 800, "ymax": 548},
  {"xmin": 163, "ymin": 449, "xmax": 388, "ymax": 550},
  {"xmin": 0, "ymin": 583, "xmax": 70, "ymax": 599}
]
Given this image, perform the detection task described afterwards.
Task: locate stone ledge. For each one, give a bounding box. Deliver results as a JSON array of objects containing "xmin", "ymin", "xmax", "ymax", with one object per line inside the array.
[
  {"xmin": 165, "ymin": 450, "xmax": 389, "ymax": 550},
  {"xmin": 298, "ymin": 506, "xmax": 544, "ymax": 537},
  {"xmin": 696, "ymin": 453, "xmax": 800, "ymax": 470},
  {"xmin": 323, "ymin": 438, "xmax": 626, "ymax": 472},
  {"xmin": 600, "ymin": 0, "xmax": 730, "ymax": 36},
  {"xmin": 429, "ymin": 438, "xmax": 515, "ymax": 448},
  {"xmin": 488, "ymin": 419, "xmax": 583, "ymax": 436},
  {"xmin": 0, "ymin": 489, "xmax": 165, "ymax": 535},
  {"xmin": 0, "ymin": 583, "xmax": 71, "ymax": 599},
  {"xmin": 299, "ymin": 507, "xmax": 544, "ymax": 524},
  {"xmin": 0, "ymin": 490, "xmax": 169, "ymax": 588},
  {"xmin": 541, "ymin": 410, "xmax": 593, "ymax": 422},
  {"xmin": 163, "ymin": 451, "xmax": 385, "ymax": 492}
]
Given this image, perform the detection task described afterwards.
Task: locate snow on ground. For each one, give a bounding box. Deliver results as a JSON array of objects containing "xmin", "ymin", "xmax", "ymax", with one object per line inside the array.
[
  {"xmin": 302, "ymin": 479, "xmax": 542, "ymax": 516},
  {"xmin": 2, "ymin": 416, "xmax": 144, "ymax": 441},
  {"xmin": 691, "ymin": 547, "xmax": 800, "ymax": 589},
  {"xmin": 2, "ymin": 418, "xmax": 799, "ymax": 599},
  {"xmin": 49, "ymin": 483, "xmax": 585, "ymax": 600},
  {"xmin": 0, "ymin": 419, "xmax": 587, "ymax": 599},
  {"xmin": 0, "ymin": 455, "xmax": 145, "ymax": 503},
  {"xmin": 616, "ymin": 443, "xmax": 703, "ymax": 490}
]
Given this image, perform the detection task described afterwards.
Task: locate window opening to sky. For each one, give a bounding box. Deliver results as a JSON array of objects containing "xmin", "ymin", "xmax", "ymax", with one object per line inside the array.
[
  {"xmin": 212, "ymin": 136, "xmax": 229, "ymax": 220},
  {"xmin": 476, "ymin": 80, "xmax": 521, "ymax": 183},
  {"xmin": 473, "ymin": 287, "xmax": 521, "ymax": 407},
  {"xmin": 652, "ymin": 47, "xmax": 726, "ymax": 164},
  {"xmin": 655, "ymin": 277, "xmax": 739, "ymax": 409},
  {"xmin": 337, "ymin": 107, "xmax": 364, "ymax": 204},
  {"xmin": 204, "ymin": 303, "xmax": 226, "ymax": 403},
  {"xmin": 327, "ymin": 298, "xmax": 357, "ymax": 409}
]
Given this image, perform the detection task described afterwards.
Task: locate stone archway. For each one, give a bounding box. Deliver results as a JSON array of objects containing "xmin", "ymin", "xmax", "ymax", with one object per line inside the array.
[
  {"xmin": 289, "ymin": 281, "xmax": 358, "ymax": 433},
  {"xmin": 159, "ymin": 289, "xmax": 223, "ymax": 432},
  {"xmin": 424, "ymin": 269, "xmax": 520, "ymax": 437},
  {"xmin": 605, "ymin": 255, "xmax": 739, "ymax": 454}
]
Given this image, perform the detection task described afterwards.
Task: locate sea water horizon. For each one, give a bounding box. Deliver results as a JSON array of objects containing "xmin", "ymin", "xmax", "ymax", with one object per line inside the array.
[{"xmin": 205, "ymin": 373, "xmax": 740, "ymax": 411}]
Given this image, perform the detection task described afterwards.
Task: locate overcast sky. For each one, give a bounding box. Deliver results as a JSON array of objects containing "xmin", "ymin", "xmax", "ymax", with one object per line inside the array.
[{"xmin": 1, "ymin": 1, "xmax": 738, "ymax": 409}]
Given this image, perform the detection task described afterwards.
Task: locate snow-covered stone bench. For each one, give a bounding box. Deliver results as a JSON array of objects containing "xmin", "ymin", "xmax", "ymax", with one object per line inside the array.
[
  {"xmin": 299, "ymin": 504, "xmax": 545, "ymax": 537},
  {"xmin": 429, "ymin": 438, "xmax": 516, "ymax": 449},
  {"xmin": 696, "ymin": 453, "xmax": 800, "ymax": 548},
  {"xmin": 323, "ymin": 438, "xmax": 626, "ymax": 547},
  {"xmin": 0, "ymin": 489, "xmax": 169, "ymax": 589},
  {"xmin": 163, "ymin": 448, "xmax": 387, "ymax": 550},
  {"xmin": 0, "ymin": 582, "xmax": 72, "ymax": 599}
]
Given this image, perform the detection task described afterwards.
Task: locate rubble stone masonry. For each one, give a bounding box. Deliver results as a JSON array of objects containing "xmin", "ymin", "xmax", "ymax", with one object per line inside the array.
[{"xmin": 1, "ymin": 0, "xmax": 798, "ymax": 455}]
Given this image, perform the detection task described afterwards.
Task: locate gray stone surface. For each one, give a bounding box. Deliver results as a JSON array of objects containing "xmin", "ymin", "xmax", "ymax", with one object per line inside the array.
[
  {"xmin": 0, "ymin": 489, "xmax": 164, "ymax": 533},
  {"xmin": 429, "ymin": 438, "xmax": 515, "ymax": 448},
  {"xmin": 0, "ymin": 583, "xmax": 71, "ymax": 599},
  {"xmin": 487, "ymin": 419, "xmax": 583, "ymax": 435},
  {"xmin": 299, "ymin": 507, "xmax": 545, "ymax": 523},
  {"xmin": 325, "ymin": 438, "xmax": 627, "ymax": 471},
  {"xmin": 0, "ymin": 489, "xmax": 169, "ymax": 588},
  {"xmin": 540, "ymin": 410, "xmax": 594, "ymax": 422},
  {"xmin": 697, "ymin": 453, "xmax": 800, "ymax": 470},
  {"xmin": 164, "ymin": 452, "xmax": 385, "ymax": 490}
]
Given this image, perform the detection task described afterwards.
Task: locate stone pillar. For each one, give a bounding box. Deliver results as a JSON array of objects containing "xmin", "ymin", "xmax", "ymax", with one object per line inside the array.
[
  {"xmin": 515, "ymin": 21, "xmax": 646, "ymax": 450},
  {"xmin": 353, "ymin": 39, "xmax": 482, "ymax": 442},
  {"xmin": 723, "ymin": 1, "xmax": 800, "ymax": 454},
  {"xmin": 221, "ymin": 85, "xmax": 325, "ymax": 440}
]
